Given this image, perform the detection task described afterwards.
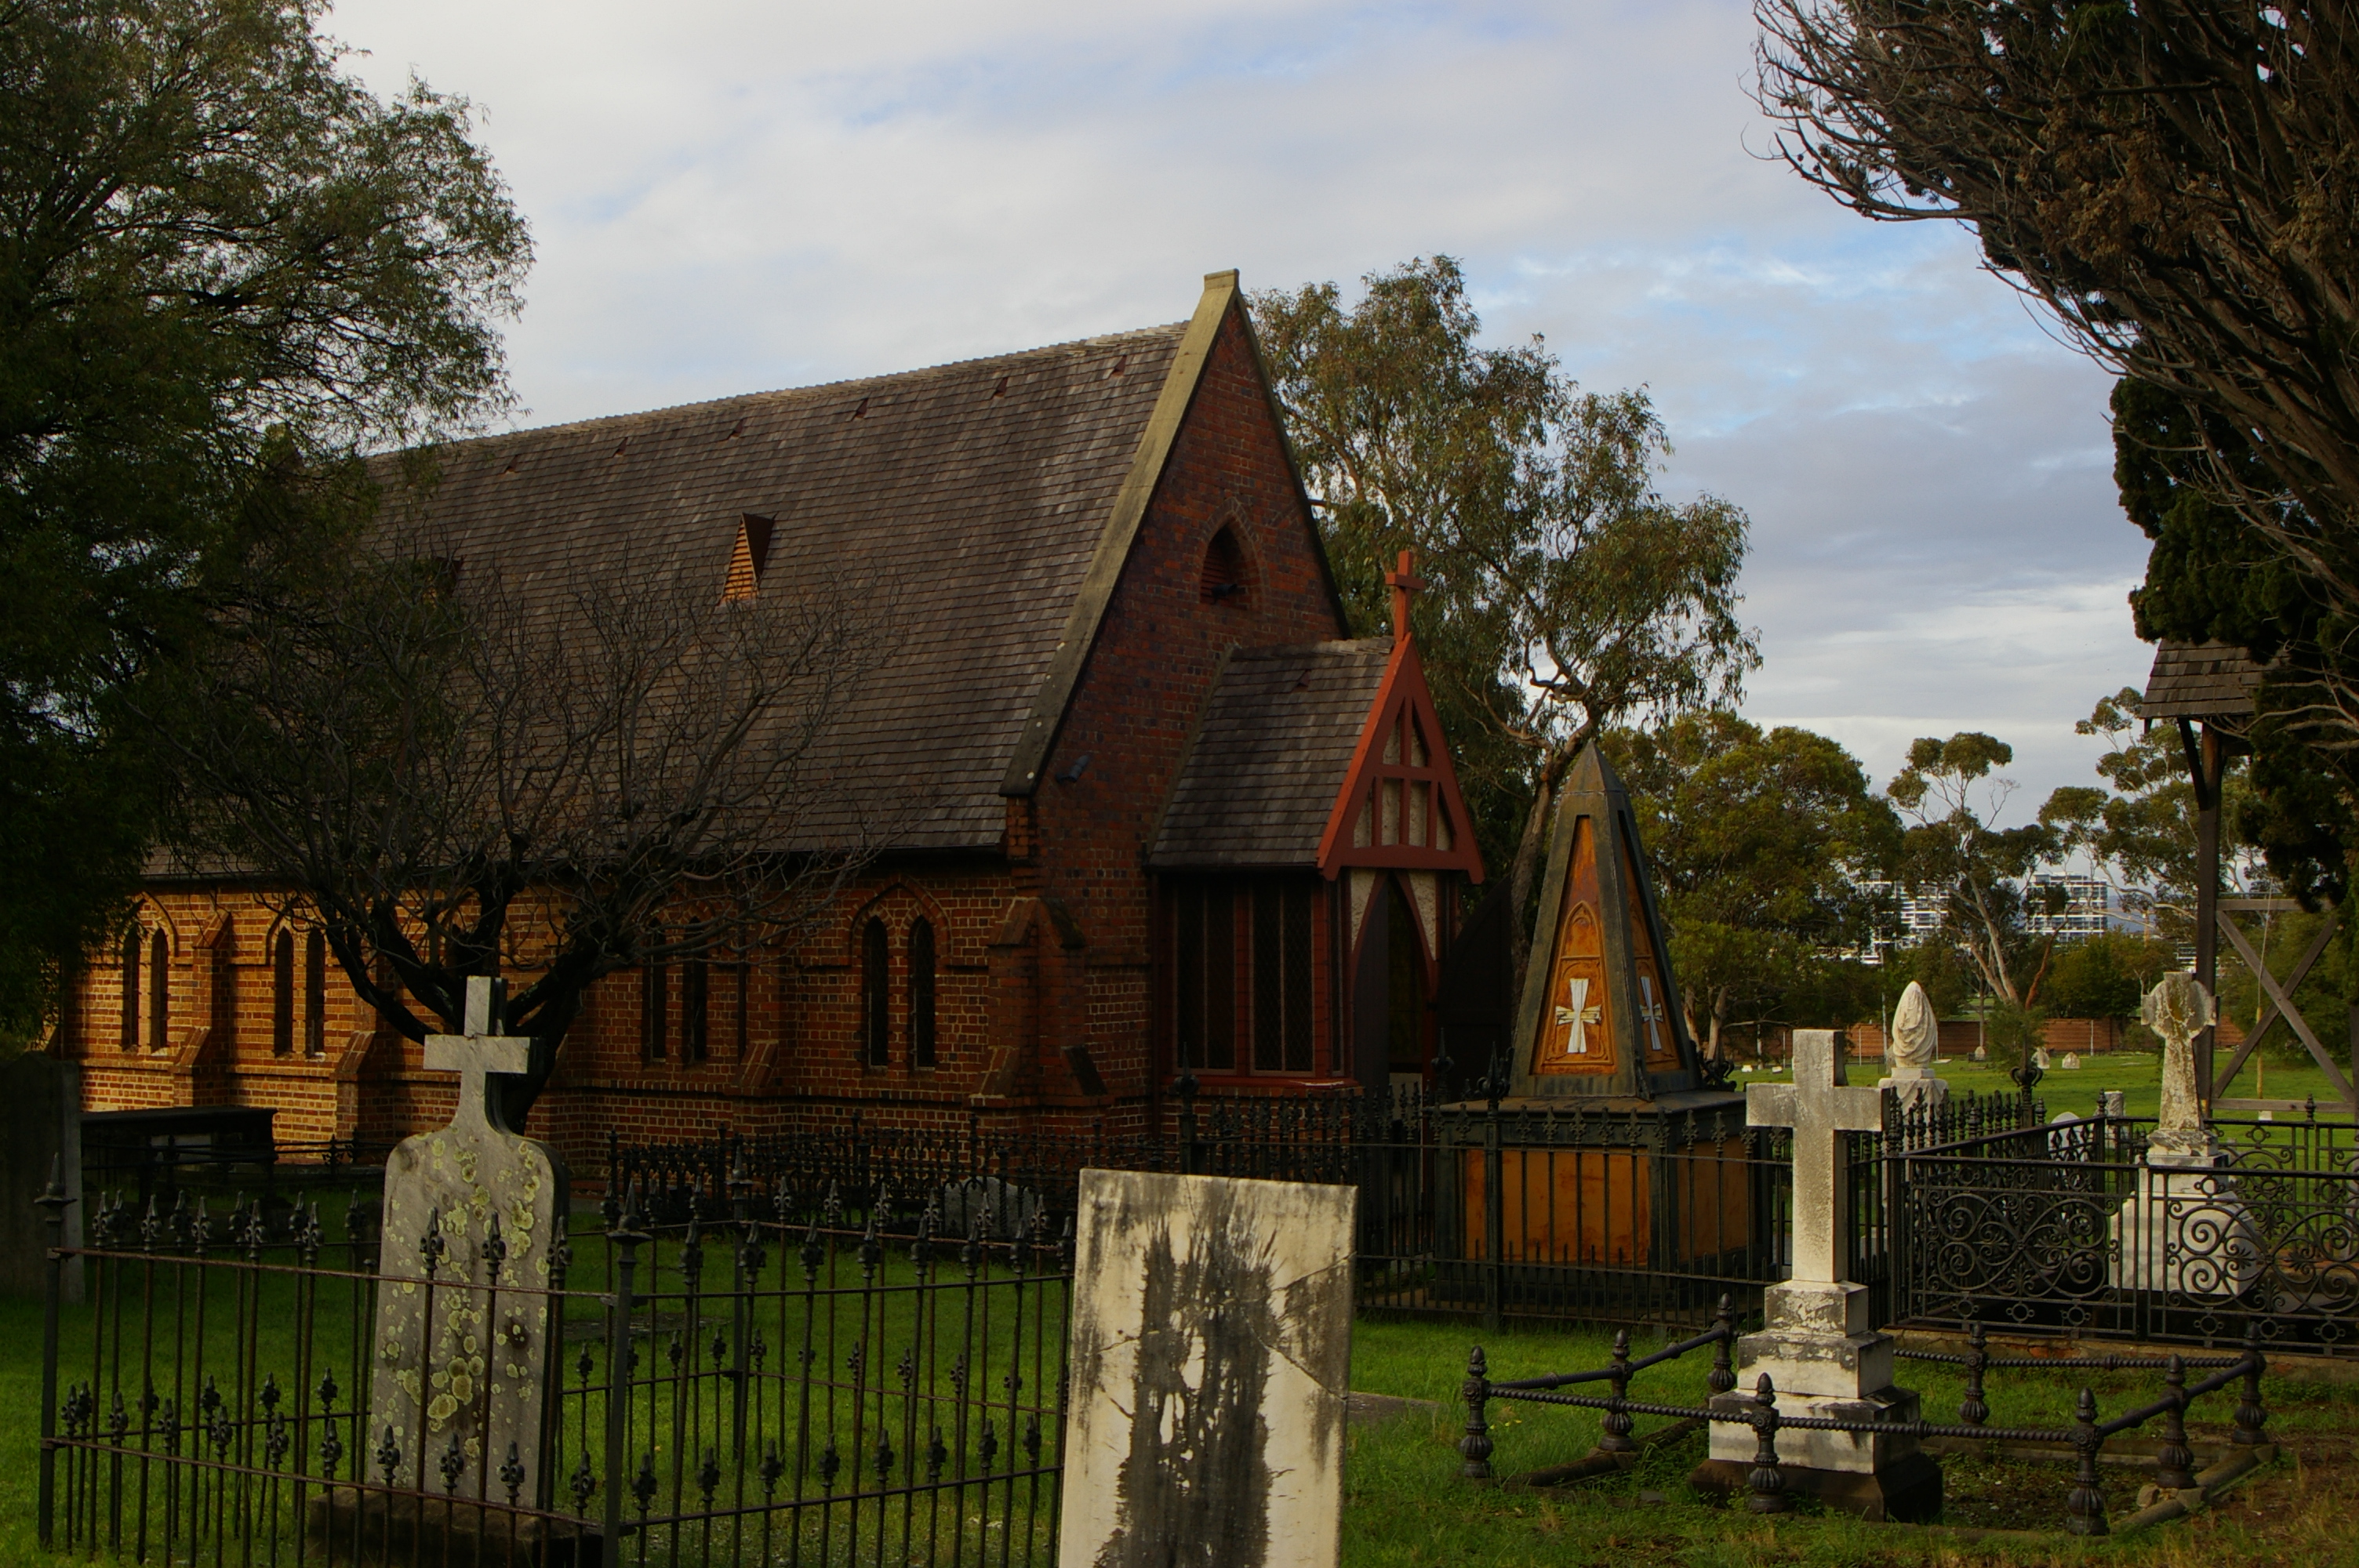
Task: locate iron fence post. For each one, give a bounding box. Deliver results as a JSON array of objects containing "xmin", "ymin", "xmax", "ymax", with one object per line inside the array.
[
  {"xmin": 1746, "ymin": 1374, "xmax": 1787, "ymax": 1514},
  {"xmin": 36, "ymin": 1154, "xmax": 71, "ymax": 1549},
  {"xmin": 2065, "ymin": 1388, "xmax": 2107, "ymax": 1536},
  {"xmin": 1481, "ymin": 1083, "xmax": 1503, "ymax": 1335},
  {"xmin": 2234, "ymin": 1328, "xmax": 2268, "ymax": 1447},
  {"xmin": 604, "ymin": 1189, "xmax": 647, "ymax": 1568},
  {"xmin": 1457, "ymin": 1347, "xmax": 1492, "ymax": 1481}
]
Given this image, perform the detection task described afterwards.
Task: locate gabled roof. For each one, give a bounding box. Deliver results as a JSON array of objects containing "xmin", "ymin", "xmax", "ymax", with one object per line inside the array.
[
  {"xmin": 1148, "ymin": 630, "xmax": 1485, "ymax": 882},
  {"xmin": 1150, "ymin": 640, "xmax": 1394, "ymax": 869},
  {"xmin": 2139, "ymin": 638, "xmax": 2270, "ymax": 725},
  {"xmin": 368, "ymin": 276, "xmax": 1252, "ymax": 852}
]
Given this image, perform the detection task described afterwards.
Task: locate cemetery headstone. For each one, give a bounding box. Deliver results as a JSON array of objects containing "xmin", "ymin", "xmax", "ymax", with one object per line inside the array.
[
  {"xmin": 1061, "ymin": 1169, "xmax": 1355, "ymax": 1568},
  {"xmin": 2113, "ymin": 973, "xmax": 2257, "ymax": 1295},
  {"xmin": 2098, "ymin": 1090, "xmax": 2127, "ymax": 1120},
  {"xmin": 1971, "ymin": 1044, "xmax": 1987, "ymax": 1062},
  {"xmin": 1692, "ymin": 1030, "xmax": 1940, "ymax": 1521},
  {"xmin": 2033, "ymin": 1046, "xmax": 2053, "ymax": 1071},
  {"xmin": 2061, "ymin": 1052, "xmax": 2081, "ymax": 1070},
  {"xmin": 359, "ymin": 978, "xmax": 569, "ymax": 1522},
  {"xmin": 1877, "ymin": 981, "xmax": 1949, "ymax": 1115},
  {"xmin": 2, "ymin": 1053, "xmax": 82, "ymax": 1301}
]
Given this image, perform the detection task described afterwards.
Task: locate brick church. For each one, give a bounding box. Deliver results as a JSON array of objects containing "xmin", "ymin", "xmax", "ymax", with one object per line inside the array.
[{"xmin": 53, "ymin": 271, "xmax": 1486, "ymax": 1170}]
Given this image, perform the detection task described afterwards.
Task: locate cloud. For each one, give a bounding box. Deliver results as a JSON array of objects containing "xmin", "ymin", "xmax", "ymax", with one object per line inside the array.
[{"xmin": 324, "ymin": 0, "xmax": 2151, "ymax": 814}]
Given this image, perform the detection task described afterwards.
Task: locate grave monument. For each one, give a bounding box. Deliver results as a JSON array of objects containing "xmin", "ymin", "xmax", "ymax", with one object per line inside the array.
[
  {"xmin": 1060, "ymin": 1169, "xmax": 1355, "ymax": 1568},
  {"xmin": 2113, "ymin": 973, "xmax": 2257, "ymax": 1296},
  {"xmin": 1442, "ymin": 743, "xmax": 1745, "ymax": 1275},
  {"xmin": 1877, "ymin": 981, "xmax": 1948, "ymax": 1116},
  {"xmin": 1690, "ymin": 1029, "xmax": 1941, "ymax": 1521},
  {"xmin": 360, "ymin": 978, "xmax": 569, "ymax": 1518}
]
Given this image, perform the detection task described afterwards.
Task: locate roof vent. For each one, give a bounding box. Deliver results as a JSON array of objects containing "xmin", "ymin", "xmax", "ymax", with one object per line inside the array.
[
  {"xmin": 1109, "ymin": 354, "xmax": 1128, "ymax": 376},
  {"xmin": 992, "ymin": 376, "xmax": 1009, "ymax": 398},
  {"xmin": 722, "ymin": 514, "xmax": 776, "ymax": 603},
  {"xmin": 852, "ymin": 396, "xmax": 869, "ymax": 419},
  {"xmin": 727, "ymin": 416, "xmax": 746, "ymax": 439},
  {"xmin": 499, "ymin": 454, "xmax": 520, "ymax": 474},
  {"xmin": 612, "ymin": 437, "xmax": 630, "ymax": 457}
]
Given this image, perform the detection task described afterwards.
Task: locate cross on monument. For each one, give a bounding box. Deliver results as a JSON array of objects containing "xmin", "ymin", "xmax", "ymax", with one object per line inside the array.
[
  {"xmin": 424, "ymin": 976, "xmax": 533, "ymax": 1132},
  {"xmin": 1637, "ymin": 975, "xmax": 1667, "ymax": 1053},
  {"xmin": 1385, "ymin": 549, "xmax": 1427, "ymax": 640},
  {"xmin": 1556, "ymin": 975, "xmax": 1601, "ymax": 1054},
  {"xmin": 1747, "ymin": 1030, "xmax": 1884, "ymax": 1284}
]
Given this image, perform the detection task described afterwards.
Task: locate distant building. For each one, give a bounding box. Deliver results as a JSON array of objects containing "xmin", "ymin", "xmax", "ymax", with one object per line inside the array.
[{"xmin": 1846, "ymin": 874, "xmax": 2112, "ymax": 965}]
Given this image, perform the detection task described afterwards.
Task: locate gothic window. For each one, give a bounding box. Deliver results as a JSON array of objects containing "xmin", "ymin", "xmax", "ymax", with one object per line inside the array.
[
  {"xmin": 682, "ymin": 960, "xmax": 710, "ymax": 1063},
  {"xmin": 909, "ymin": 917, "xmax": 937, "ymax": 1068},
  {"xmin": 147, "ymin": 930, "xmax": 169, "ymax": 1052},
  {"xmin": 861, "ymin": 919, "xmax": 890, "ymax": 1067},
  {"xmin": 272, "ymin": 930, "xmax": 296, "ymax": 1056},
  {"xmin": 118, "ymin": 928, "xmax": 140, "ymax": 1051},
  {"xmin": 304, "ymin": 930, "xmax": 327, "ymax": 1056},
  {"xmin": 1173, "ymin": 877, "xmax": 1316, "ymax": 1076},
  {"xmin": 1199, "ymin": 526, "xmax": 1248, "ymax": 605},
  {"xmin": 642, "ymin": 952, "xmax": 669, "ymax": 1061}
]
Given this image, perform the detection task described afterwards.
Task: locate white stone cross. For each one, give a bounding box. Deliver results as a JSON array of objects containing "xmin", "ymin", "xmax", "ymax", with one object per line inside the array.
[
  {"xmin": 1556, "ymin": 976, "xmax": 1600, "ymax": 1054},
  {"xmin": 1637, "ymin": 975, "xmax": 1667, "ymax": 1053},
  {"xmin": 1747, "ymin": 1029, "xmax": 1885, "ymax": 1286},
  {"xmin": 423, "ymin": 975, "xmax": 533, "ymax": 1134}
]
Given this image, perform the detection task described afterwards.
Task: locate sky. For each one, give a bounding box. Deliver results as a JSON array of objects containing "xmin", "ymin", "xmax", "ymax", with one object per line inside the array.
[{"xmin": 322, "ymin": 0, "xmax": 2153, "ymax": 819}]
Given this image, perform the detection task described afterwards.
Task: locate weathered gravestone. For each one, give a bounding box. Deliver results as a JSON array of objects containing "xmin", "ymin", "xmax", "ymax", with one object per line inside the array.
[
  {"xmin": 1061, "ymin": 1170, "xmax": 1355, "ymax": 1568},
  {"xmin": 1691, "ymin": 1029, "xmax": 1941, "ymax": 1521},
  {"xmin": 1877, "ymin": 981, "xmax": 1948, "ymax": 1116},
  {"xmin": 2113, "ymin": 973, "xmax": 2257, "ymax": 1296},
  {"xmin": 358, "ymin": 978, "xmax": 569, "ymax": 1520}
]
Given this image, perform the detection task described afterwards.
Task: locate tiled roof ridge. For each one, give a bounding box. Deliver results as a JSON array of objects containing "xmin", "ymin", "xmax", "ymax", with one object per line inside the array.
[{"xmin": 416, "ymin": 321, "xmax": 1192, "ymax": 454}]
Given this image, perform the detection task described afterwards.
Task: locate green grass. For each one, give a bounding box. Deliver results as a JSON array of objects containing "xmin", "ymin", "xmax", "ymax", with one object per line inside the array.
[{"xmin": 1733, "ymin": 1050, "xmax": 2354, "ymax": 1125}]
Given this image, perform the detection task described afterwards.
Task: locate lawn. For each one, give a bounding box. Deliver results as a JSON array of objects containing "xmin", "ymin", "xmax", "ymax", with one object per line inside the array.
[
  {"xmin": 11, "ymin": 1271, "xmax": 2359, "ymax": 1568},
  {"xmin": 1735, "ymin": 1048, "xmax": 2354, "ymax": 1127}
]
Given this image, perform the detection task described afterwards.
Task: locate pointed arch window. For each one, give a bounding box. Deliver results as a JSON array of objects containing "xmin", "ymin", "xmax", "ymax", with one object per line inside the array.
[
  {"xmin": 147, "ymin": 930, "xmax": 169, "ymax": 1052},
  {"xmin": 304, "ymin": 930, "xmax": 327, "ymax": 1056},
  {"xmin": 861, "ymin": 918, "xmax": 890, "ymax": 1068},
  {"xmin": 272, "ymin": 930, "xmax": 296, "ymax": 1056},
  {"xmin": 118, "ymin": 928, "xmax": 140, "ymax": 1051},
  {"xmin": 908, "ymin": 917, "xmax": 937, "ymax": 1068},
  {"xmin": 1200, "ymin": 525, "xmax": 1248, "ymax": 605}
]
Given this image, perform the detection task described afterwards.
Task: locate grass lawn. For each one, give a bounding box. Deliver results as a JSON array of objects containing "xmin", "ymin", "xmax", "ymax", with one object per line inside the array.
[
  {"xmin": 11, "ymin": 1281, "xmax": 2359, "ymax": 1568},
  {"xmin": 1735, "ymin": 1049, "xmax": 2354, "ymax": 1126}
]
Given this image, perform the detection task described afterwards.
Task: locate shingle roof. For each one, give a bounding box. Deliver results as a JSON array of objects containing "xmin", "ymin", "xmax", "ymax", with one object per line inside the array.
[
  {"xmin": 2139, "ymin": 639, "xmax": 2270, "ymax": 723},
  {"xmin": 1150, "ymin": 640, "xmax": 1393, "ymax": 869},
  {"xmin": 368, "ymin": 321, "xmax": 1193, "ymax": 851}
]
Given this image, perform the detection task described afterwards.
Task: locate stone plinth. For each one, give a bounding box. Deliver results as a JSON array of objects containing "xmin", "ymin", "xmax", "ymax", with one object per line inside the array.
[
  {"xmin": 1691, "ymin": 1280, "xmax": 1941, "ymax": 1520},
  {"xmin": 2110, "ymin": 1138, "xmax": 2261, "ymax": 1298}
]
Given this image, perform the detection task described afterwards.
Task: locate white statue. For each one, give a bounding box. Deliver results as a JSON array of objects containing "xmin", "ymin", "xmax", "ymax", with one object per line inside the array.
[
  {"xmin": 1888, "ymin": 982, "xmax": 1938, "ymax": 1072},
  {"xmin": 2142, "ymin": 971, "xmax": 2215, "ymax": 1141}
]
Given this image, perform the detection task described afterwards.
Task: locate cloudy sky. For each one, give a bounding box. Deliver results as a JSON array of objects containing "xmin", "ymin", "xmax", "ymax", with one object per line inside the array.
[{"xmin": 325, "ymin": 0, "xmax": 2152, "ymax": 815}]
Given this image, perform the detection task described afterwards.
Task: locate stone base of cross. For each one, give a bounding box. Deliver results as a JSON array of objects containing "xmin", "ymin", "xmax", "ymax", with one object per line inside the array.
[{"xmin": 1688, "ymin": 1029, "xmax": 1943, "ymax": 1523}]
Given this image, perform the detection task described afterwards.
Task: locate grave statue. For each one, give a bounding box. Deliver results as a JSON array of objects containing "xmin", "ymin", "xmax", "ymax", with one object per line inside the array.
[
  {"xmin": 2034, "ymin": 1046, "xmax": 2053, "ymax": 1071},
  {"xmin": 2113, "ymin": 972, "xmax": 2257, "ymax": 1296},
  {"xmin": 354, "ymin": 977, "xmax": 569, "ymax": 1531},
  {"xmin": 1690, "ymin": 1031, "xmax": 1939, "ymax": 1521},
  {"xmin": 1877, "ymin": 981, "xmax": 1947, "ymax": 1115}
]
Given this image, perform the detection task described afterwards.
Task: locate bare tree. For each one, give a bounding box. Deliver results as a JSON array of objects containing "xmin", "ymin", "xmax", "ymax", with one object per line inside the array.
[
  {"xmin": 1755, "ymin": 2, "xmax": 2359, "ymax": 755},
  {"xmin": 141, "ymin": 527, "xmax": 902, "ymax": 1116}
]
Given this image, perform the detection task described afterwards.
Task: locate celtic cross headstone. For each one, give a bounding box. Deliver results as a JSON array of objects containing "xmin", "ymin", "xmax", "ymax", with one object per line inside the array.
[{"xmin": 363, "ymin": 976, "xmax": 569, "ymax": 1514}]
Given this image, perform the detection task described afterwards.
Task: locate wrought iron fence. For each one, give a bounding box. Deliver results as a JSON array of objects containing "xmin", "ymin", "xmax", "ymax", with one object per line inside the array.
[
  {"xmin": 37, "ymin": 1172, "xmax": 1070, "ymax": 1566},
  {"xmin": 1888, "ymin": 1109, "xmax": 2359, "ymax": 1353}
]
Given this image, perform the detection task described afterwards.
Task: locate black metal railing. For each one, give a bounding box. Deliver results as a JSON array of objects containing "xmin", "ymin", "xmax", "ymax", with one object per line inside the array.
[
  {"xmin": 1888, "ymin": 1109, "xmax": 2359, "ymax": 1352},
  {"xmin": 37, "ymin": 1167, "xmax": 1070, "ymax": 1566}
]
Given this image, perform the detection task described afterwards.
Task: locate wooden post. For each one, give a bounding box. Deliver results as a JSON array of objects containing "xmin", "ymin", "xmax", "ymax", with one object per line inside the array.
[{"xmin": 2180, "ymin": 720, "xmax": 2223, "ymax": 1114}]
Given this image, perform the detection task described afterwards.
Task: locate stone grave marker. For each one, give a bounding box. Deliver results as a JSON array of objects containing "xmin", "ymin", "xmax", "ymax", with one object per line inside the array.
[
  {"xmin": 1877, "ymin": 981, "xmax": 1948, "ymax": 1115},
  {"xmin": 1060, "ymin": 1169, "xmax": 1355, "ymax": 1568},
  {"xmin": 363, "ymin": 977, "xmax": 569, "ymax": 1515},
  {"xmin": 2114, "ymin": 973, "xmax": 2256, "ymax": 1295},
  {"xmin": 1692, "ymin": 1029, "xmax": 1940, "ymax": 1520}
]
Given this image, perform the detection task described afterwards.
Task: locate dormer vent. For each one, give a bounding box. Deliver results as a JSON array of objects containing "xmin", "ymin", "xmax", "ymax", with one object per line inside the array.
[
  {"xmin": 723, "ymin": 513, "xmax": 776, "ymax": 602},
  {"xmin": 1200, "ymin": 525, "xmax": 1248, "ymax": 604}
]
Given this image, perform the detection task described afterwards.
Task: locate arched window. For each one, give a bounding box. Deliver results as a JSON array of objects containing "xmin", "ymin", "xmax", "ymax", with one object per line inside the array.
[
  {"xmin": 908, "ymin": 917, "xmax": 937, "ymax": 1068},
  {"xmin": 147, "ymin": 929, "xmax": 169, "ymax": 1052},
  {"xmin": 861, "ymin": 918, "xmax": 890, "ymax": 1068},
  {"xmin": 118, "ymin": 928, "xmax": 140, "ymax": 1051},
  {"xmin": 304, "ymin": 930, "xmax": 327, "ymax": 1056},
  {"xmin": 682, "ymin": 960, "xmax": 710, "ymax": 1063},
  {"xmin": 642, "ymin": 942, "xmax": 669, "ymax": 1061},
  {"xmin": 1199, "ymin": 526, "xmax": 1247, "ymax": 604},
  {"xmin": 272, "ymin": 930, "xmax": 296, "ymax": 1056}
]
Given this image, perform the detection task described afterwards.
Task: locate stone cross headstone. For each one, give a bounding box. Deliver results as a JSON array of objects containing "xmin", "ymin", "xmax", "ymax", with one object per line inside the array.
[
  {"xmin": 1693, "ymin": 1030, "xmax": 1939, "ymax": 1520},
  {"xmin": 363, "ymin": 978, "xmax": 569, "ymax": 1514},
  {"xmin": 1877, "ymin": 981, "xmax": 1947, "ymax": 1115},
  {"xmin": 1061, "ymin": 1170, "xmax": 1355, "ymax": 1568}
]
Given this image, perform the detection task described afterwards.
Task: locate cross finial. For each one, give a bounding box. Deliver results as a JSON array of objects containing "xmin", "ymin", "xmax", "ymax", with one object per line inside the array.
[
  {"xmin": 1384, "ymin": 549, "xmax": 1427, "ymax": 641},
  {"xmin": 423, "ymin": 975, "xmax": 533, "ymax": 1135}
]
